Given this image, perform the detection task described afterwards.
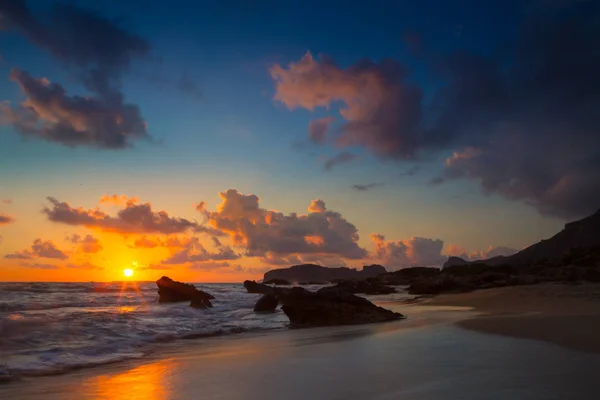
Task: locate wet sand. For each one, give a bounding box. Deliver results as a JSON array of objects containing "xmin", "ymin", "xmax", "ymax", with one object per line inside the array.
[
  {"xmin": 426, "ymin": 283, "xmax": 600, "ymax": 353},
  {"xmin": 2, "ymin": 294, "xmax": 600, "ymax": 400}
]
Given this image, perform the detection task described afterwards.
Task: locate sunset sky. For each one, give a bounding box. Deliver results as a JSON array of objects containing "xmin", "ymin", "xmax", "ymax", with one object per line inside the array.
[{"xmin": 0, "ymin": 0, "xmax": 598, "ymax": 282}]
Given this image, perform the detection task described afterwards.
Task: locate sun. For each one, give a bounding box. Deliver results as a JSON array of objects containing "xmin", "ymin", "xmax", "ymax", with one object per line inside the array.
[{"xmin": 123, "ymin": 268, "xmax": 134, "ymax": 277}]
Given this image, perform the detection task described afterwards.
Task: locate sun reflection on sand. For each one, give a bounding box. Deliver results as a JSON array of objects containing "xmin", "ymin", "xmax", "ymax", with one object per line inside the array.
[{"xmin": 85, "ymin": 360, "xmax": 174, "ymax": 400}]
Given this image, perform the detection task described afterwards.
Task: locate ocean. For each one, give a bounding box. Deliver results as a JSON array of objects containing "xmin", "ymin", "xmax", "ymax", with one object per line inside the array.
[{"xmin": 0, "ymin": 281, "xmax": 409, "ymax": 381}]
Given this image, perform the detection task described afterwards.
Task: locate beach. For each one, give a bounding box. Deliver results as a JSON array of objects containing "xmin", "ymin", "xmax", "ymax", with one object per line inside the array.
[{"xmin": 2, "ymin": 283, "xmax": 600, "ymax": 399}]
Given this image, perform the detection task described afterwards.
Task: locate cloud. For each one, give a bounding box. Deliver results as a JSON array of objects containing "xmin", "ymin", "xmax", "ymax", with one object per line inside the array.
[
  {"xmin": 20, "ymin": 262, "xmax": 59, "ymax": 270},
  {"xmin": 1, "ymin": 68, "xmax": 149, "ymax": 149},
  {"xmin": 0, "ymin": 0, "xmax": 149, "ymax": 96},
  {"xmin": 351, "ymin": 182, "xmax": 384, "ymax": 192},
  {"xmin": 188, "ymin": 261, "xmax": 233, "ymax": 271},
  {"xmin": 324, "ymin": 152, "xmax": 358, "ymax": 171},
  {"xmin": 206, "ymin": 189, "xmax": 367, "ymax": 260},
  {"xmin": 0, "ymin": 212, "xmax": 14, "ymax": 225},
  {"xmin": 447, "ymin": 244, "xmax": 519, "ymax": 261},
  {"xmin": 66, "ymin": 261, "xmax": 103, "ymax": 270},
  {"xmin": 371, "ymin": 234, "xmax": 446, "ymax": 268},
  {"xmin": 308, "ymin": 116, "xmax": 335, "ymax": 144},
  {"xmin": 430, "ymin": 10, "xmax": 600, "ymax": 218},
  {"xmin": 270, "ymin": 52, "xmax": 423, "ymax": 160},
  {"xmin": 99, "ymin": 195, "xmax": 140, "ymax": 206},
  {"xmin": 137, "ymin": 263, "xmax": 172, "ymax": 271},
  {"xmin": 70, "ymin": 234, "xmax": 103, "ymax": 253},
  {"xmin": 43, "ymin": 197, "xmax": 221, "ymax": 235},
  {"xmin": 128, "ymin": 235, "xmax": 197, "ymax": 249},
  {"xmin": 272, "ymin": 7, "xmax": 600, "ymax": 219},
  {"xmin": 162, "ymin": 237, "xmax": 241, "ymax": 265},
  {"xmin": 307, "ymin": 199, "xmax": 326, "ymax": 213},
  {"xmin": 0, "ymin": 1, "xmax": 151, "ymax": 148},
  {"xmin": 1, "ymin": 199, "xmax": 11, "ymax": 204},
  {"xmin": 5, "ymin": 238, "xmax": 68, "ymax": 260}
]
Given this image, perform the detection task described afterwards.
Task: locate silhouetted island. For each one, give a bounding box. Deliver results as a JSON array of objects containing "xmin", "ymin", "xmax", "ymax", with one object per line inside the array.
[{"xmin": 263, "ymin": 264, "xmax": 386, "ymax": 283}]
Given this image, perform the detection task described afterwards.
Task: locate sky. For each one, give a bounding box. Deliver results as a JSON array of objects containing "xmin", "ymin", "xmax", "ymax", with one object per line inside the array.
[{"xmin": 0, "ymin": 0, "xmax": 598, "ymax": 282}]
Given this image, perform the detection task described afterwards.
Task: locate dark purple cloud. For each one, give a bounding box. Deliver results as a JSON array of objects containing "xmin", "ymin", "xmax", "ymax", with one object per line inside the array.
[
  {"xmin": 1, "ymin": 68, "xmax": 148, "ymax": 149},
  {"xmin": 0, "ymin": 212, "xmax": 14, "ymax": 225},
  {"xmin": 272, "ymin": 4, "xmax": 600, "ymax": 219},
  {"xmin": 5, "ymin": 238, "xmax": 68, "ymax": 260},
  {"xmin": 0, "ymin": 0, "xmax": 153, "ymax": 148},
  {"xmin": 0, "ymin": 0, "xmax": 149, "ymax": 96},
  {"xmin": 351, "ymin": 182, "xmax": 384, "ymax": 192}
]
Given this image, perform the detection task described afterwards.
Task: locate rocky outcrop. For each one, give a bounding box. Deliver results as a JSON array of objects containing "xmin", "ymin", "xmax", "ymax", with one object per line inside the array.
[
  {"xmin": 263, "ymin": 278, "xmax": 291, "ymax": 285},
  {"xmin": 377, "ymin": 266, "xmax": 441, "ymax": 286},
  {"xmin": 243, "ymin": 280, "xmax": 403, "ymax": 327},
  {"xmin": 443, "ymin": 256, "xmax": 469, "ymax": 269},
  {"xmin": 156, "ymin": 276, "xmax": 214, "ymax": 308},
  {"xmin": 254, "ymin": 294, "xmax": 279, "ymax": 312},
  {"xmin": 324, "ymin": 280, "xmax": 396, "ymax": 295},
  {"xmin": 282, "ymin": 287, "xmax": 404, "ymax": 328},
  {"xmin": 263, "ymin": 264, "xmax": 387, "ymax": 284},
  {"xmin": 244, "ymin": 280, "xmax": 275, "ymax": 295}
]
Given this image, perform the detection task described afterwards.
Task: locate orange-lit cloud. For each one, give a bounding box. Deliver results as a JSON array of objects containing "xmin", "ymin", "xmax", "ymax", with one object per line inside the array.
[
  {"xmin": 304, "ymin": 235, "xmax": 325, "ymax": 246},
  {"xmin": 69, "ymin": 234, "xmax": 103, "ymax": 253},
  {"xmin": 5, "ymin": 238, "xmax": 68, "ymax": 260},
  {"xmin": 1, "ymin": 199, "xmax": 11, "ymax": 204},
  {"xmin": 161, "ymin": 237, "xmax": 240, "ymax": 265},
  {"xmin": 270, "ymin": 51, "xmax": 423, "ymax": 159},
  {"xmin": 128, "ymin": 235, "xmax": 197, "ymax": 249},
  {"xmin": 371, "ymin": 234, "xmax": 445, "ymax": 269},
  {"xmin": 206, "ymin": 189, "xmax": 367, "ymax": 259},
  {"xmin": 43, "ymin": 197, "xmax": 222, "ymax": 235},
  {"xmin": 99, "ymin": 195, "xmax": 140, "ymax": 207}
]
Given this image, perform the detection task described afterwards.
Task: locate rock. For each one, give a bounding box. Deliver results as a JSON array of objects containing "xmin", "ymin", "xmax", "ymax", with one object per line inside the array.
[
  {"xmin": 281, "ymin": 288, "xmax": 404, "ymax": 328},
  {"xmin": 322, "ymin": 280, "xmax": 396, "ymax": 295},
  {"xmin": 156, "ymin": 276, "xmax": 214, "ymax": 308},
  {"xmin": 407, "ymin": 276, "xmax": 476, "ymax": 295},
  {"xmin": 243, "ymin": 280, "xmax": 275, "ymax": 295},
  {"xmin": 263, "ymin": 264, "xmax": 387, "ymax": 284},
  {"xmin": 254, "ymin": 294, "xmax": 279, "ymax": 312},
  {"xmin": 443, "ymin": 256, "xmax": 469, "ymax": 268},
  {"xmin": 378, "ymin": 266, "xmax": 440, "ymax": 285},
  {"xmin": 263, "ymin": 278, "xmax": 291, "ymax": 285},
  {"xmin": 581, "ymin": 268, "xmax": 600, "ymax": 282}
]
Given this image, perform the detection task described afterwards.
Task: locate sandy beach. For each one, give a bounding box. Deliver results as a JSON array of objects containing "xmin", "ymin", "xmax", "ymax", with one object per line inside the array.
[
  {"xmin": 2, "ymin": 283, "xmax": 600, "ymax": 400},
  {"xmin": 426, "ymin": 283, "xmax": 600, "ymax": 353}
]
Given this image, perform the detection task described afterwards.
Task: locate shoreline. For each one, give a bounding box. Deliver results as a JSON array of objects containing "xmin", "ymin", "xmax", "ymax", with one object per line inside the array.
[{"xmin": 419, "ymin": 283, "xmax": 600, "ymax": 353}]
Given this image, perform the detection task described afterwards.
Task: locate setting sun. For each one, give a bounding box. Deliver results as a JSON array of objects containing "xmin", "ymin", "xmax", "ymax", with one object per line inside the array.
[{"xmin": 123, "ymin": 268, "xmax": 134, "ymax": 277}]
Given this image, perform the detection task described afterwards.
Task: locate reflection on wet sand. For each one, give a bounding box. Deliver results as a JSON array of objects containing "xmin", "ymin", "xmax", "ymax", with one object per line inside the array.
[{"xmin": 83, "ymin": 359, "xmax": 174, "ymax": 400}]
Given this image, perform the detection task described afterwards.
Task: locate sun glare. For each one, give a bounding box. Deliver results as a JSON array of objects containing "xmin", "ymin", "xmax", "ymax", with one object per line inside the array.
[{"xmin": 123, "ymin": 268, "xmax": 134, "ymax": 277}]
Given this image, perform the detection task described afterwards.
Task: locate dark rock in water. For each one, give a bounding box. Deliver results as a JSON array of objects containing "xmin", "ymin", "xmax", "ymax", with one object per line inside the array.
[
  {"xmin": 323, "ymin": 280, "xmax": 396, "ymax": 295},
  {"xmin": 263, "ymin": 278, "xmax": 291, "ymax": 285},
  {"xmin": 244, "ymin": 280, "xmax": 275, "ymax": 295},
  {"xmin": 254, "ymin": 294, "xmax": 278, "ymax": 312},
  {"xmin": 156, "ymin": 276, "xmax": 214, "ymax": 308},
  {"xmin": 263, "ymin": 264, "xmax": 387, "ymax": 284},
  {"xmin": 281, "ymin": 287, "xmax": 404, "ymax": 328}
]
